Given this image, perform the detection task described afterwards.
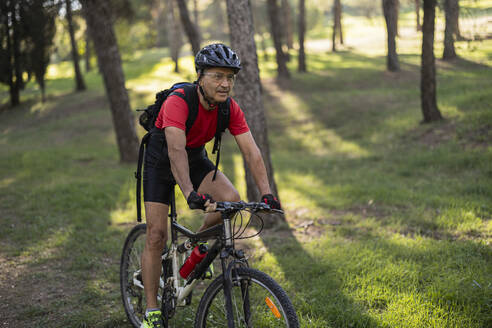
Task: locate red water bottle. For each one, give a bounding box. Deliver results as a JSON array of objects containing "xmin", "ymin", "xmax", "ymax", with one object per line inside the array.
[{"xmin": 179, "ymin": 244, "xmax": 208, "ymax": 279}]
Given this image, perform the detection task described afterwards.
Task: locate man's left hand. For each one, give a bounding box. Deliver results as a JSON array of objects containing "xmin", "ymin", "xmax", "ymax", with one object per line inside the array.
[{"xmin": 260, "ymin": 194, "xmax": 281, "ymax": 210}]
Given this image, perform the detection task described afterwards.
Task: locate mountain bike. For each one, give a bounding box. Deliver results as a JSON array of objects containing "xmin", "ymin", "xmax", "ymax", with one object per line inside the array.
[{"xmin": 120, "ymin": 185, "xmax": 299, "ymax": 328}]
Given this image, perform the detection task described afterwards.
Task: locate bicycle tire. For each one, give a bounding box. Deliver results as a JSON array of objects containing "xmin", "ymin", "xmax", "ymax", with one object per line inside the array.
[
  {"xmin": 194, "ymin": 267, "xmax": 299, "ymax": 328},
  {"xmin": 120, "ymin": 224, "xmax": 150, "ymax": 327}
]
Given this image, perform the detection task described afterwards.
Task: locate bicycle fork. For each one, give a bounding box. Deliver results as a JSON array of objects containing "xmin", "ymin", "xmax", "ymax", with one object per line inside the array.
[{"xmin": 221, "ymin": 214, "xmax": 253, "ymax": 328}]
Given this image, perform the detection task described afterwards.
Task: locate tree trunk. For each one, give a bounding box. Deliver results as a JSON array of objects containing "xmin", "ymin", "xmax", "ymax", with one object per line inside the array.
[
  {"xmin": 212, "ymin": 0, "xmax": 228, "ymax": 40},
  {"xmin": 281, "ymin": 0, "xmax": 294, "ymax": 50},
  {"xmin": 66, "ymin": 0, "xmax": 86, "ymax": 91},
  {"xmin": 298, "ymin": 0, "xmax": 306, "ymax": 72},
  {"xmin": 166, "ymin": 0, "xmax": 182, "ymax": 72},
  {"xmin": 153, "ymin": 0, "xmax": 166, "ymax": 48},
  {"xmin": 3, "ymin": 1, "xmax": 20, "ymax": 107},
  {"xmin": 12, "ymin": 1, "xmax": 24, "ymax": 92},
  {"xmin": 266, "ymin": 0, "xmax": 290, "ymax": 79},
  {"xmin": 453, "ymin": 0, "xmax": 462, "ymax": 40},
  {"xmin": 225, "ymin": 0, "xmax": 282, "ymax": 221},
  {"xmin": 338, "ymin": 1, "xmax": 344, "ymax": 45},
  {"xmin": 394, "ymin": 0, "xmax": 399, "ymax": 37},
  {"xmin": 81, "ymin": 0, "xmax": 139, "ymax": 162},
  {"xmin": 383, "ymin": 0, "xmax": 400, "ymax": 71},
  {"xmin": 193, "ymin": 0, "xmax": 198, "ymax": 26},
  {"xmin": 175, "ymin": 0, "xmax": 201, "ymax": 56},
  {"xmin": 332, "ymin": 0, "xmax": 342, "ymax": 51},
  {"xmin": 260, "ymin": 33, "xmax": 269, "ymax": 62},
  {"xmin": 40, "ymin": 78, "xmax": 46, "ymax": 103},
  {"xmin": 85, "ymin": 27, "xmax": 91, "ymax": 72},
  {"xmin": 416, "ymin": 0, "xmax": 422, "ymax": 31},
  {"xmin": 443, "ymin": 0, "xmax": 457, "ymax": 59},
  {"xmin": 421, "ymin": 0, "xmax": 443, "ymax": 123}
]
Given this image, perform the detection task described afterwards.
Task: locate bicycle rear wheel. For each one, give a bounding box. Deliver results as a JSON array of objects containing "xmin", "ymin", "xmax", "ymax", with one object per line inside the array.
[
  {"xmin": 120, "ymin": 224, "xmax": 156, "ymax": 327},
  {"xmin": 120, "ymin": 224, "xmax": 197, "ymax": 328},
  {"xmin": 195, "ymin": 267, "xmax": 299, "ymax": 328}
]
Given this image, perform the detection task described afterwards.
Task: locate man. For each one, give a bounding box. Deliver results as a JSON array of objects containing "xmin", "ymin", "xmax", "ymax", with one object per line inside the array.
[{"xmin": 141, "ymin": 43, "xmax": 280, "ymax": 328}]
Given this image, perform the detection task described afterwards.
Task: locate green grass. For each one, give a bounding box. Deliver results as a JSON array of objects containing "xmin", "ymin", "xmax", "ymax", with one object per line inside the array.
[{"xmin": 1, "ymin": 18, "xmax": 491, "ymax": 328}]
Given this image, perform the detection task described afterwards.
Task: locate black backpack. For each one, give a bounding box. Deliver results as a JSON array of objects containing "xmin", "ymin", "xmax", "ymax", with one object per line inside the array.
[{"xmin": 135, "ymin": 82, "xmax": 230, "ymax": 222}]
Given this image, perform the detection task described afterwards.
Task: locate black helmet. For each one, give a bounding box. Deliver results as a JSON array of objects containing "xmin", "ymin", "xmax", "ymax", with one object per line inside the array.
[{"xmin": 195, "ymin": 43, "xmax": 241, "ymax": 74}]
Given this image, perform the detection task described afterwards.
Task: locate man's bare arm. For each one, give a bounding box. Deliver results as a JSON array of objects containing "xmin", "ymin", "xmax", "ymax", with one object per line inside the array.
[
  {"xmin": 165, "ymin": 127, "xmax": 194, "ymax": 199},
  {"xmin": 234, "ymin": 131, "xmax": 272, "ymax": 196}
]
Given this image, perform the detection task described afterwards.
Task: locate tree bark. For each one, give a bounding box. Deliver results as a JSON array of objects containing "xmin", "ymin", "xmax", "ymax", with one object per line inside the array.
[
  {"xmin": 81, "ymin": 0, "xmax": 139, "ymax": 162},
  {"xmin": 175, "ymin": 0, "xmax": 201, "ymax": 56},
  {"xmin": 225, "ymin": 0, "xmax": 281, "ymax": 220},
  {"xmin": 421, "ymin": 0, "xmax": 443, "ymax": 123},
  {"xmin": 443, "ymin": 0, "xmax": 457, "ymax": 60},
  {"xmin": 298, "ymin": 0, "xmax": 306, "ymax": 72},
  {"xmin": 85, "ymin": 27, "xmax": 91, "ymax": 72},
  {"xmin": 383, "ymin": 0, "xmax": 400, "ymax": 71},
  {"xmin": 416, "ymin": 0, "xmax": 422, "ymax": 31},
  {"xmin": 66, "ymin": 0, "xmax": 86, "ymax": 91},
  {"xmin": 266, "ymin": 0, "xmax": 290, "ymax": 79},
  {"xmin": 332, "ymin": 0, "xmax": 342, "ymax": 51},
  {"xmin": 166, "ymin": 0, "xmax": 182, "ymax": 72}
]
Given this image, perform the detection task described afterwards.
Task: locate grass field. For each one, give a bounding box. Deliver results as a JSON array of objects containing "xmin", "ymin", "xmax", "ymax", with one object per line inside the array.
[{"xmin": 1, "ymin": 10, "xmax": 491, "ymax": 328}]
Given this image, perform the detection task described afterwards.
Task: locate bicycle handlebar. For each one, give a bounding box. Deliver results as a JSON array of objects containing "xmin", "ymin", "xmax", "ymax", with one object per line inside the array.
[{"xmin": 207, "ymin": 200, "xmax": 284, "ymax": 214}]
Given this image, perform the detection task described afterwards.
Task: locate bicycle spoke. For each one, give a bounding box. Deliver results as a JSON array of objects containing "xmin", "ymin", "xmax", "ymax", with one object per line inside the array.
[{"xmin": 198, "ymin": 269, "xmax": 296, "ymax": 328}]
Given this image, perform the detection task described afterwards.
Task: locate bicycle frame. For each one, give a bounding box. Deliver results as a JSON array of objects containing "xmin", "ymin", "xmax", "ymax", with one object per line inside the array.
[{"xmin": 163, "ymin": 185, "xmax": 247, "ymax": 327}]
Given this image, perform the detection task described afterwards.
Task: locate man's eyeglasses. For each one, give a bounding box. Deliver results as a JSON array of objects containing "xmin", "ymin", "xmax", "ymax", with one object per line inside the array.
[{"xmin": 203, "ymin": 72, "xmax": 236, "ymax": 84}]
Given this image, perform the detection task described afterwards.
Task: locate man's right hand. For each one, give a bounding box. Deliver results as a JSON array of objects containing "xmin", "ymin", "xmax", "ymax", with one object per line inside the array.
[{"xmin": 187, "ymin": 191, "xmax": 215, "ymax": 211}]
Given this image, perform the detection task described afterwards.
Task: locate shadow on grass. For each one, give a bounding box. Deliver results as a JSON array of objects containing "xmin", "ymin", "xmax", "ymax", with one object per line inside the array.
[{"xmin": 221, "ymin": 146, "xmax": 382, "ymax": 326}]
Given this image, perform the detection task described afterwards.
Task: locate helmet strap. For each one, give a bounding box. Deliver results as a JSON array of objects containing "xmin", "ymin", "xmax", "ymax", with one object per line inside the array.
[
  {"xmin": 199, "ymin": 85, "xmax": 217, "ymax": 108},
  {"xmin": 197, "ymin": 71, "xmax": 218, "ymax": 109}
]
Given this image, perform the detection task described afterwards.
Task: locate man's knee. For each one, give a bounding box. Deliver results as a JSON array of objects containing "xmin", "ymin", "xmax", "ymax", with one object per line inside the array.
[{"xmin": 146, "ymin": 225, "xmax": 167, "ymax": 251}]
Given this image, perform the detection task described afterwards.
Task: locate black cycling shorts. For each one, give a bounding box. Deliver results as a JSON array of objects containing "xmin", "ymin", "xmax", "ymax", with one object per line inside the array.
[{"xmin": 143, "ymin": 130, "xmax": 215, "ymax": 205}]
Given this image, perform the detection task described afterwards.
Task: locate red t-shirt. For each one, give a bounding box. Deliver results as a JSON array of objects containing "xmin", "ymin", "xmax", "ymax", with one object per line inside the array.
[{"xmin": 155, "ymin": 88, "xmax": 249, "ymax": 148}]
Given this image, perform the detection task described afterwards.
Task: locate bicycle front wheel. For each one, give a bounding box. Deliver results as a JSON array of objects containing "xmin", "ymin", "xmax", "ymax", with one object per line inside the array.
[{"xmin": 195, "ymin": 267, "xmax": 299, "ymax": 328}]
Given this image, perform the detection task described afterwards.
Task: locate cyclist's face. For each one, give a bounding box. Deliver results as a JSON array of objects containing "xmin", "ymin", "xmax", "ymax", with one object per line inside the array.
[{"xmin": 199, "ymin": 67, "xmax": 235, "ymax": 103}]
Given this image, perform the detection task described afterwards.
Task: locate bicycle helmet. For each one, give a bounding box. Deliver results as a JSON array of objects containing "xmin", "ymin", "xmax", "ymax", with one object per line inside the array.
[{"xmin": 195, "ymin": 43, "xmax": 241, "ymax": 74}]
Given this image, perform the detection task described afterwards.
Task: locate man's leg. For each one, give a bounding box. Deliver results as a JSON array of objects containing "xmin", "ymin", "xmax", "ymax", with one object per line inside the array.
[
  {"xmin": 197, "ymin": 170, "xmax": 240, "ymax": 231},
  {"xmin": 141, "ymin": 201, "xmax": 169, "ymax": 309}
]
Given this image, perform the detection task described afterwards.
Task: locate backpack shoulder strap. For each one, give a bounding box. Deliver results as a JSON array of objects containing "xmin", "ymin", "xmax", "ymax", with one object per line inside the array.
[
  {"xmin": 181, "ymin": 84, "xmax": 199, "ymax": 134},
  {"xmin": 211, "ymin": 98, "xmax": 231, "ymax": 180},
  {"xmin": 219, "ymin": 97, "xmax": 230, "ymax": 134}
]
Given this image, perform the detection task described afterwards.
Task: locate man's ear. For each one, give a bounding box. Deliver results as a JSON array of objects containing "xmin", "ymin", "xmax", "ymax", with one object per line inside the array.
[{"xmin": 197, "ymin": 71, "xmax": 203, "ymax": 86}]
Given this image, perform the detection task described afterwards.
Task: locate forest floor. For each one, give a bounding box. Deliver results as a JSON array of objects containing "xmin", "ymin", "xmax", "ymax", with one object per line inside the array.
[{"xmin": 1, "ymin": 14, "xmax": 492, "ymax": 328}]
